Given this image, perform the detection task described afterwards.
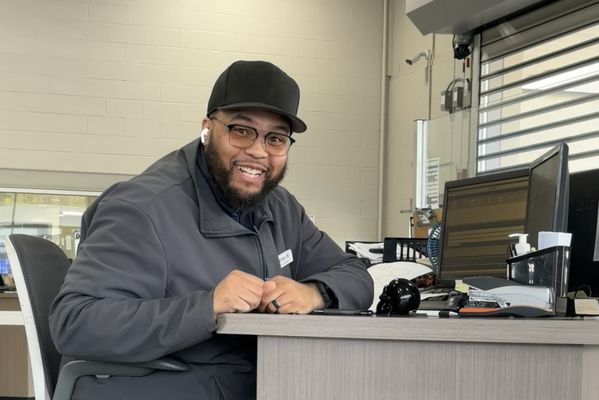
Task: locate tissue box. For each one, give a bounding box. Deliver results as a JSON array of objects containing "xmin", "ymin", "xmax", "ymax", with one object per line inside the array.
[
  {"xmin": 506, "ymin": 246, "xmax": 570, "ymax": 315},
  {"xmin": 538, "ymin": 231, "xmax": 572, "ymax": 250}
]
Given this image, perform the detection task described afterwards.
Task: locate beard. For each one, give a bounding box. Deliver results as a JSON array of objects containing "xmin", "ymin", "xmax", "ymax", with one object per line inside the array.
[{"xmin": 204, "ymin": 141, "xmax": 287, "ymax": 210}]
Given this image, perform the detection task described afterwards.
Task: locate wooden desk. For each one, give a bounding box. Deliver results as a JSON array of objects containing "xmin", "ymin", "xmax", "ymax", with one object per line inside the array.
[
  {"xmin": 217, "ymin": 313, "xmax": 599, "ymax": 400},
  {"xmin": 0, "ymin": 293, "xmax": 34, "ymax": 399}
]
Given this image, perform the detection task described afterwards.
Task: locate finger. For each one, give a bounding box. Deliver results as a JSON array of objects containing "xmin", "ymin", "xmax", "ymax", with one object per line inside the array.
[
  {"xmin": 259, "ymin": 296, "xmax": 278, "ymax": 313},
  {"xmin": 231, "ymin": 298, "xmax": 252, "ymax": 313},
  {"xmin": 258, "ymin": 280, "xmax": 278, "ymax": 310},
  {"xmin": 228, "ymin": 271, "xmax": 266, "ymax": 297},
  {"xmin": 241, "ymin": 280, "xmax": 265, "ymax": 298},
  {"xmin": 268, "ymin": 275, "xmax": 292, "ymax": 286},
  {"xmin": 266, "ymin": 298, "xmax": 282, "ymax": 314},
  {"xmin": 277, "ymin": 302, "xmax": 310, "ymax": 315},
  {"xmin": 260, "ymin": 288, "xmax": 285, "ymax": 311},
  {"xmin": 237, "ymin": 287, "xmax": 263, "ymax": 310},
  {"xmin": 272, "ymin": 300, "xmax": 293, "ymax": 314},
  {"xmin": 233, "ymin": 286, "xmax": 268, "ymax": 312},
  {"xmin": 214, "ymin": 271, "xmax": 266, "ymax": 315},
  {"xmin": 271, "ymin": 292, "xmax": 311, "ymax": 315},
  {"xmin": 262, "ymin": 279, "xmax": 277, "ymax": 294},
  {"xmin": 229, "ymin": 270, "xmax": 265, "ymax": 289}
]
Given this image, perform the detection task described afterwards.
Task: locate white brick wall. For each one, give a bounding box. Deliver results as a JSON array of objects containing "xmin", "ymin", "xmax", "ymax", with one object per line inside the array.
[{"xmin": 0, "ymin": 0, "xmax": 385, "ymax": 245}]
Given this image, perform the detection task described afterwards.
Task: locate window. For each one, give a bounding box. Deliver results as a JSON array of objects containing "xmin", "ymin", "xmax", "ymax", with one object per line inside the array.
[
  {"xmin": 477, "ymin": 0, "xmax": 599, "ymax": 174},
  {"xmin": 0, "ymin": 189, "xmax": 98, "ymax": 282}
]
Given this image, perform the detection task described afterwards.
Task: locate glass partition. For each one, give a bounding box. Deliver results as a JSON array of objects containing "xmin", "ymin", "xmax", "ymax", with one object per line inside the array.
[
  {"xmin": 0, "ymin": 189, "xmax": 99, "ymax": 287},
  {"xmin": 414, "ymin": 108, "xmax": 475, "ymax": 209}
]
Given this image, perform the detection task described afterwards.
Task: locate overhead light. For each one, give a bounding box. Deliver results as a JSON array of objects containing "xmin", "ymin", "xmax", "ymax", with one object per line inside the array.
[{"xmin": 59, "ymin": 210, "xmax": 84, "ymax": 217}]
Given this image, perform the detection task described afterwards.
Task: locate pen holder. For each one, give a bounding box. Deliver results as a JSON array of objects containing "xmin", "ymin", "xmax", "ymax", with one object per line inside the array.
[{"xmin": 506, "ymin": 246, "xmax": 570, "ymax": 315}]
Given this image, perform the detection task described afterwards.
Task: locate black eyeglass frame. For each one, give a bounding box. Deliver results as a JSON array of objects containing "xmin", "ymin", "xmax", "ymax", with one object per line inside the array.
[{"xmin": 210, "ymin": 117, "xmax": 295, "ymax": 156}]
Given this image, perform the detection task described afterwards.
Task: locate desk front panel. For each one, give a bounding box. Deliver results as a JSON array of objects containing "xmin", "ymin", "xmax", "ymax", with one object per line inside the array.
[
  {"xmin": 257, "ymin": 335, "xmax": 587, "ymax": 400},
  {"xmin": 0, "ymin": 292, "xmax": 33, "ymax": 398},
  {"xmin": 217, "ymin": 314, "xmax": 599, "ymax": 400}
]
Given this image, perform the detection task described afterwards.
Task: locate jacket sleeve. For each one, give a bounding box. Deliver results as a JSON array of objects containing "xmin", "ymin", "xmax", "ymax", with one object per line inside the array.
[
  {"xmin": 287, "ymin": 197, "xmax": 374, "ymax": 310},
  {"xmin": 49, "ymin": 198, "xmax": 217, "ymax": 363}
]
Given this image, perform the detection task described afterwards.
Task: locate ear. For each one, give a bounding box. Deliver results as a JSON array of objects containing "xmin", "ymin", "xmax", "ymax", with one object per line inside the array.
[{"xmin": 200, "ymin": 128, "xmax": 210, "ymax": 144}]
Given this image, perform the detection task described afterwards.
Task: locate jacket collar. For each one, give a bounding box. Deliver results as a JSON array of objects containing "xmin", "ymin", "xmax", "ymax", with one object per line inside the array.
[{"xmin": 181, "ymin": 139, "xmax": 274, "ymax": 237}]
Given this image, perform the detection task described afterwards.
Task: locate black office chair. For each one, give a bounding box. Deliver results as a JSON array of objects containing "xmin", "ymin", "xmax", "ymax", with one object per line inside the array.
[
  {"xmin": 346, "ymin": 237, "xmax": 428, "ymax": 265},
  {"xmin": 382, "ymin": 237, "xmax": 428, "ymax": 263},
  {"xmin": 6, "ymin": 234, "xmax": 188, "ymax": 400}
]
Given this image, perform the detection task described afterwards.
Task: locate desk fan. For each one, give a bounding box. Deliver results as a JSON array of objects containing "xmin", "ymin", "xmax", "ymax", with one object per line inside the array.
[{"xmin": 426, "ymin": 223, "xmax": 442, "ymax": 275}]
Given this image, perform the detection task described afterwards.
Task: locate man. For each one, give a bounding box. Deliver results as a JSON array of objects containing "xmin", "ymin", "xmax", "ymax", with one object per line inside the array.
[{"xmin": 49, "ymin": 60, "xmax": 373, "ymax": 400}]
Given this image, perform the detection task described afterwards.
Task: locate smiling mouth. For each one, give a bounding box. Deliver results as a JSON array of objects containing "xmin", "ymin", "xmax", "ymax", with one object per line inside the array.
[{"xmin": 237, "ymin": 165, "xmax": 265, "ymax": 177}]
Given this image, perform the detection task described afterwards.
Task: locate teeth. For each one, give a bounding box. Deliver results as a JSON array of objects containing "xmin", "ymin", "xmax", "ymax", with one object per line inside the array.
[{"xmin": 238, "ymin": 166, "xmax": 263, "ymax": 176}]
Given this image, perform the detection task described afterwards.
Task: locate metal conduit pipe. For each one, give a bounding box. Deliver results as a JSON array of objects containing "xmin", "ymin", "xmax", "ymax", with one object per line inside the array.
[{"xmin": 377, "ymin": 0, "xmax": 390, "ymax": 240}]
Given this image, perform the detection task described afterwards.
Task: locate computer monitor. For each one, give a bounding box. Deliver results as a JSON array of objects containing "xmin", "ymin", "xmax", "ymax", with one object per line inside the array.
[
  {"xmin": 524, "ymin": 143, "xmax": 570, "ymax": 250},
  {"xmin": 567, "ymin": 168, "xmax": 599, "ymax": 296},
  {"xmin": 437, "ymin": 168, "xmax": 530, "ymax": 281}
]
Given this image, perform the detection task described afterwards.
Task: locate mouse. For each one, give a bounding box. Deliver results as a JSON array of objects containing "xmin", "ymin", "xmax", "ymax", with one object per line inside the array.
[{"xmin": 442, "ymin": 293, "xmax": 468, "ymax": 312}]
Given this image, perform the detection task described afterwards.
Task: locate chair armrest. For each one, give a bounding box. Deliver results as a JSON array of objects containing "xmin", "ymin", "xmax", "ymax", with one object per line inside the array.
[
  {"xmin": 133, "ymin": 356, "xmax": 189, "ymax": 372},
  {"xmin": 53, "ymin": 357, "xmax": 189, "ymax": 400}
]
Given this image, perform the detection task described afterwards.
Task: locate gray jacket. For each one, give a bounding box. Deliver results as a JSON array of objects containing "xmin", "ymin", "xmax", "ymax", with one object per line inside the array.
[{"xmin": 49, "ymin": 139, "xmax": 373, "ymax": 400}]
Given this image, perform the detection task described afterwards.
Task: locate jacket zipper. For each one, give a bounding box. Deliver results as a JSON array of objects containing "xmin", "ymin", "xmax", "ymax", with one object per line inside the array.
[{"xmin": 251, "ymin": 225, "xmax": 267, "ymax": 280}]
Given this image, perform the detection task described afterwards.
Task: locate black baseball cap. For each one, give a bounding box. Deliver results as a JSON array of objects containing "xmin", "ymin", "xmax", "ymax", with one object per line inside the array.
[{"xmin": 207, "ymin": 60, "xmax": 307, "ymax": 133}]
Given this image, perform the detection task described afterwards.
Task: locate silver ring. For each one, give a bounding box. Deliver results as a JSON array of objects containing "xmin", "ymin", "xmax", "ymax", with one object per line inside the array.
[{"xmin": 271, "ymin": 299, "xmax": 281, "ymax": 311}]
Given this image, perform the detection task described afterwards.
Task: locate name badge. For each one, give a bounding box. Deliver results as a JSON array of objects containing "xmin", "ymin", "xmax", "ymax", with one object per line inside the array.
[{"xmin": 278, "ymin": 249, "xmax": 293, "ymax": 269}]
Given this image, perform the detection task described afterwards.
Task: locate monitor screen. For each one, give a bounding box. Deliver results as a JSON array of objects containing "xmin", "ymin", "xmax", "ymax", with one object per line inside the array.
[
  {"xmin": 0, "ymin": 258, "xmax": 9, "ymax": 275},
  {"xmin": 0, "ymin": 242, "xmax": 10, "ymax": 277},
  {"xmin": 525, "ymin": 143, "xmax": 569, "ymax": 250},
  {"xmin": 438, "ymin": 168, "xmax": 529, "ymax": 281},
  {"xmin": 567, "ymin": 168, "xmax": 599, "ymax": 296}
]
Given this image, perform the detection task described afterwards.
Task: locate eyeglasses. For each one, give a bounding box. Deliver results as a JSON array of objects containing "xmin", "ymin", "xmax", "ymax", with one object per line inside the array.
[{"xmin": 210, "ymin": 117, "xmax": 295, "ymax": 156}]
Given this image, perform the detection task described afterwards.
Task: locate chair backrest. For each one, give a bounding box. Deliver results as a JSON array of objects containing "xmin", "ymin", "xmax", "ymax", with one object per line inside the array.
[{"xmin": 6, "ymin": 234, "xmax": 71, "ymax": 400}]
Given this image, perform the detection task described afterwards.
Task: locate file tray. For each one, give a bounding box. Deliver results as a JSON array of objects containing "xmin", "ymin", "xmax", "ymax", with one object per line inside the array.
[{"xmin": 507, "ymin": 246, "xmax": 570, "ymax": 315}]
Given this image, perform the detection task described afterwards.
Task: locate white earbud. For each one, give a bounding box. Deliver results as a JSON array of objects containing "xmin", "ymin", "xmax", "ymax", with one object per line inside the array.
[{"xmin": 200, "ymin": 128, "xmax": 209, "ymax": 144}]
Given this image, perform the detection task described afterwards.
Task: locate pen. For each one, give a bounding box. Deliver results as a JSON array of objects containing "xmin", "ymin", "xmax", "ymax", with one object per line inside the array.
[{"xmin": 410, "ymin": 310, "xmax": 459, "ymax": 318}]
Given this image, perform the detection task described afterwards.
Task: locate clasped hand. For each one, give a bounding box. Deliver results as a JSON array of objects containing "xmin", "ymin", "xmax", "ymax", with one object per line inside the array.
[{"xmin": 213, "ymin": 270, "xmax": 325, "ymax": 317}]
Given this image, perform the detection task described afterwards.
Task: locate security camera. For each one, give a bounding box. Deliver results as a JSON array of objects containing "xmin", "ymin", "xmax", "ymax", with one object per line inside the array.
[
  {"xmin": 453, "ymin": 34, "xmax": 472, "ymax": 60},
  {"xmin": 405, "ymin": 51, "xmax": 429, "ymax": 65}
]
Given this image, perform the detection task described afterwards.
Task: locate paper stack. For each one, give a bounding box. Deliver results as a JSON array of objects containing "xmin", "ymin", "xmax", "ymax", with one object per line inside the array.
[{"xmin": 462, "ymin": 276, "xmax": 554, "ymax": 316}]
